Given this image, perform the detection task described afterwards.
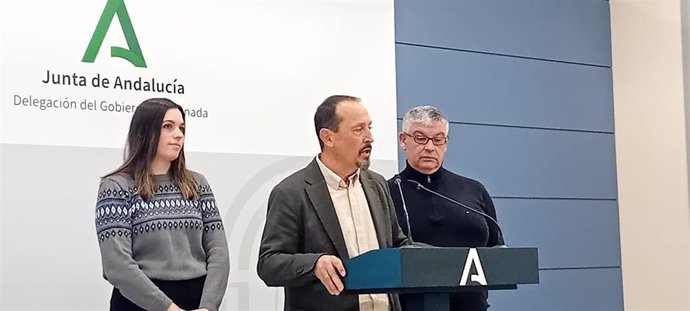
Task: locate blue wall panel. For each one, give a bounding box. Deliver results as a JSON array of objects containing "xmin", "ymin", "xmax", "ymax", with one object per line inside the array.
[
  {"xmin": 397, "ymin": 122, "xmax": 618, "ymax": 199},
  {"xmin": 395, "ymin": 0, "xmax": 612, "ymax": 66},
  {"xmin": 394, "ymin": 0, "xmax": 621, "ymax": 310},
  {"xmin": 495, "ymin": 198, "xmax": 621, "ymax": 269},
  {"xmin": 396, "ymin": 44, "xmax": 614, "ymax": 132},
  {"xmin": 491, "ymin": 268, "xmax": 624, "ymax": 311}
]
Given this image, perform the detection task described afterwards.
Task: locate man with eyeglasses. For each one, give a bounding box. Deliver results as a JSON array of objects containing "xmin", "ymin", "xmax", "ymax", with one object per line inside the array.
[{"xmin": 387, "ymin": 106, "xmax": 503, "ymax": 311}]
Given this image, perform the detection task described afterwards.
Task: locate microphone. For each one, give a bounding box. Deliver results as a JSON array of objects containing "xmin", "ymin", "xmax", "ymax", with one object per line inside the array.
[
  {"xmin": 394, "ymin": 174, "xmax": 414, "ymax": 243},
  {"xmin": 406, "ymin": 179, "xmax": 506, "ymax": 247}
]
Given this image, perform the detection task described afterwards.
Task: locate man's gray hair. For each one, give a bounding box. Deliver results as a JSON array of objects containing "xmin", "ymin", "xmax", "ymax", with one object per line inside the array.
[{"xmin": 402, "ymin": 105, "xmax": 449, "ymax": 132}]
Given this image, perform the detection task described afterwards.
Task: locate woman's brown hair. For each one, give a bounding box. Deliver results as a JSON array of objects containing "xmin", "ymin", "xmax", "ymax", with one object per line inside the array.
[{"xmin": 105, "ymin": 98, "xmax": 198, "ymax": 200}]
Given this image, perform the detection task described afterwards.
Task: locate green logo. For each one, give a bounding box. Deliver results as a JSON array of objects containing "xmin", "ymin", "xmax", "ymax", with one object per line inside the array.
[{"xmin": 82, "ymin": 0, "xmax": 146, "ymax": 68}]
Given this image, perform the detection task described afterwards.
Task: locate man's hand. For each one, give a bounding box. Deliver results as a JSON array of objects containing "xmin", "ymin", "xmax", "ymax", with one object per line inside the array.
[
  {"xmin": 314, "ymin": 255, "xmax": 347, "ymax": 295},
  {"xmin": 166, "ymin": 303, "xmax": 184, "ymax": 311}
]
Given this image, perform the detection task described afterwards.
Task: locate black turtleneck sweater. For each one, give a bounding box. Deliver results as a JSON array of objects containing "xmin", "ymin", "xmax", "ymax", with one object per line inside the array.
[{"xmin": 387, "ymin": 164, "xmax": 503, "ymax": 311}]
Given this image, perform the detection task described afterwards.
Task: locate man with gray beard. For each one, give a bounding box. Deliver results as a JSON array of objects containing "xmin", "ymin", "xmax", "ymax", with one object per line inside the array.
[{"xmin": 257, "ymin": 95, "xmax": 410, "ymax": 311}]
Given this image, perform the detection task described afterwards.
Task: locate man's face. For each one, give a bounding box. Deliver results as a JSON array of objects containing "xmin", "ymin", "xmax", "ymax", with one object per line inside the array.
[
  {"xmin": 330, "ymin": 101, "xmax": 374, "ymax": 171},
  {"xmin": 400, "ymin": 121, "xmax": 448, "ymax": 174}
]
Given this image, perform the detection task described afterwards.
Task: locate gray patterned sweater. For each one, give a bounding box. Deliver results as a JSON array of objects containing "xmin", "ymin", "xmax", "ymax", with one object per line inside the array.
[{"xmin": 95, "ymin": 172, "xmax": 229, "ymax": 311}]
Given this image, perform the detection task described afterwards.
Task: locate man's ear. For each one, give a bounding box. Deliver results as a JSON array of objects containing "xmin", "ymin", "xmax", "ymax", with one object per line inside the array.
[
  {"xmin": 399, "ymin": 132, "xmax": 407, "ymax": 150},
  {"xmin": 320, "ymin": 128, "xmax": 335, "ymax": 148}
]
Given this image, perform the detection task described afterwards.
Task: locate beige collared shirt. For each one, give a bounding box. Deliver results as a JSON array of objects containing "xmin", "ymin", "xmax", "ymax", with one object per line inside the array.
[{"xmin": 316, "ymin": 156, "xmax": 390, "ymax": 311}]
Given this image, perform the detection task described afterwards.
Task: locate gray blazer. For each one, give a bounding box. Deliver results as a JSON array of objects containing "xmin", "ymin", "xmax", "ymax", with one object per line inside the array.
[{"xmin": 257, "ymin": 158, "xmax": 410, "ymax": 311}]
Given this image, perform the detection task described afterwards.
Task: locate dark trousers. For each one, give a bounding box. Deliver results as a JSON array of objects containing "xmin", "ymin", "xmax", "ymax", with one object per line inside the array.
[
  {"xmin": 401, "ymin": 290, "xmax": 489, "ymax": 311},
  {"xmin": 110, "ymin": 275, "xmax": 206, "ymax": 311}
]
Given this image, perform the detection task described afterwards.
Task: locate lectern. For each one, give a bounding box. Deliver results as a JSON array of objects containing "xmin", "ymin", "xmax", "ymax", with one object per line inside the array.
[{"xmin": 344, "ymin": 247, "xmax": 539, "ymax": 311}]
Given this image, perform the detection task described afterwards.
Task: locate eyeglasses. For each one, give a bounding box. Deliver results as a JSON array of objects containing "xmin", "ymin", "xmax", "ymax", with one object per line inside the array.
[{"xmin": 403, "ymin": 132, "xmax": 449, "ymax": 146}]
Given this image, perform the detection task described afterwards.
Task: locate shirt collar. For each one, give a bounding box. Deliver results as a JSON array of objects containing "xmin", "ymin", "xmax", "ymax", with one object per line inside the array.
[
  {"xmin": 402, "ymin": 161, "xmax": 445, "ymax": 185},
  {"xmin": 315, "ymin": 155, "xmax": 360, "ymax": 189}
]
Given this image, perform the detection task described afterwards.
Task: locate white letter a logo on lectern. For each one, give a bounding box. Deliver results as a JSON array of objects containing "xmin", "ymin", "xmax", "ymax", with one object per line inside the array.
[{"xmin": 459, "ymin": 248, "xmax": 487, "ymax": 286}]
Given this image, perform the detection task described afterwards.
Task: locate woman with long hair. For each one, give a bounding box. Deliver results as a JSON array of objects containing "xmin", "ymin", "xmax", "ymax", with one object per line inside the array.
[{"xmin": 95, "ymin": 98, "xmax": 229, "ymax": 311}]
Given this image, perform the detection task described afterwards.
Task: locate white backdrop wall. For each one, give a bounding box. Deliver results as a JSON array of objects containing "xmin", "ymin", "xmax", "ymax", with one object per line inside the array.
[
  {"xmin": 0, "ymin": 1, "xmax": 398, "ymax": 310},
  {"xmin": 611, "ymin": 0, "xmax": 690, "ymax": 310}
]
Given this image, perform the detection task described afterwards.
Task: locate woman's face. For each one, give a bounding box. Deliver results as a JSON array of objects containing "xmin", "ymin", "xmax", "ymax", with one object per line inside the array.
[{"xmin": 155, "ymin": 108, "xmax": 185, "ymax": 163}]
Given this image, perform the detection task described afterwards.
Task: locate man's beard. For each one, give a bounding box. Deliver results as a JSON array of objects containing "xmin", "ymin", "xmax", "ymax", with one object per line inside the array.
[{"xmin": 357, "ymin": 159, "xmax": 370, "ymax": 170}]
